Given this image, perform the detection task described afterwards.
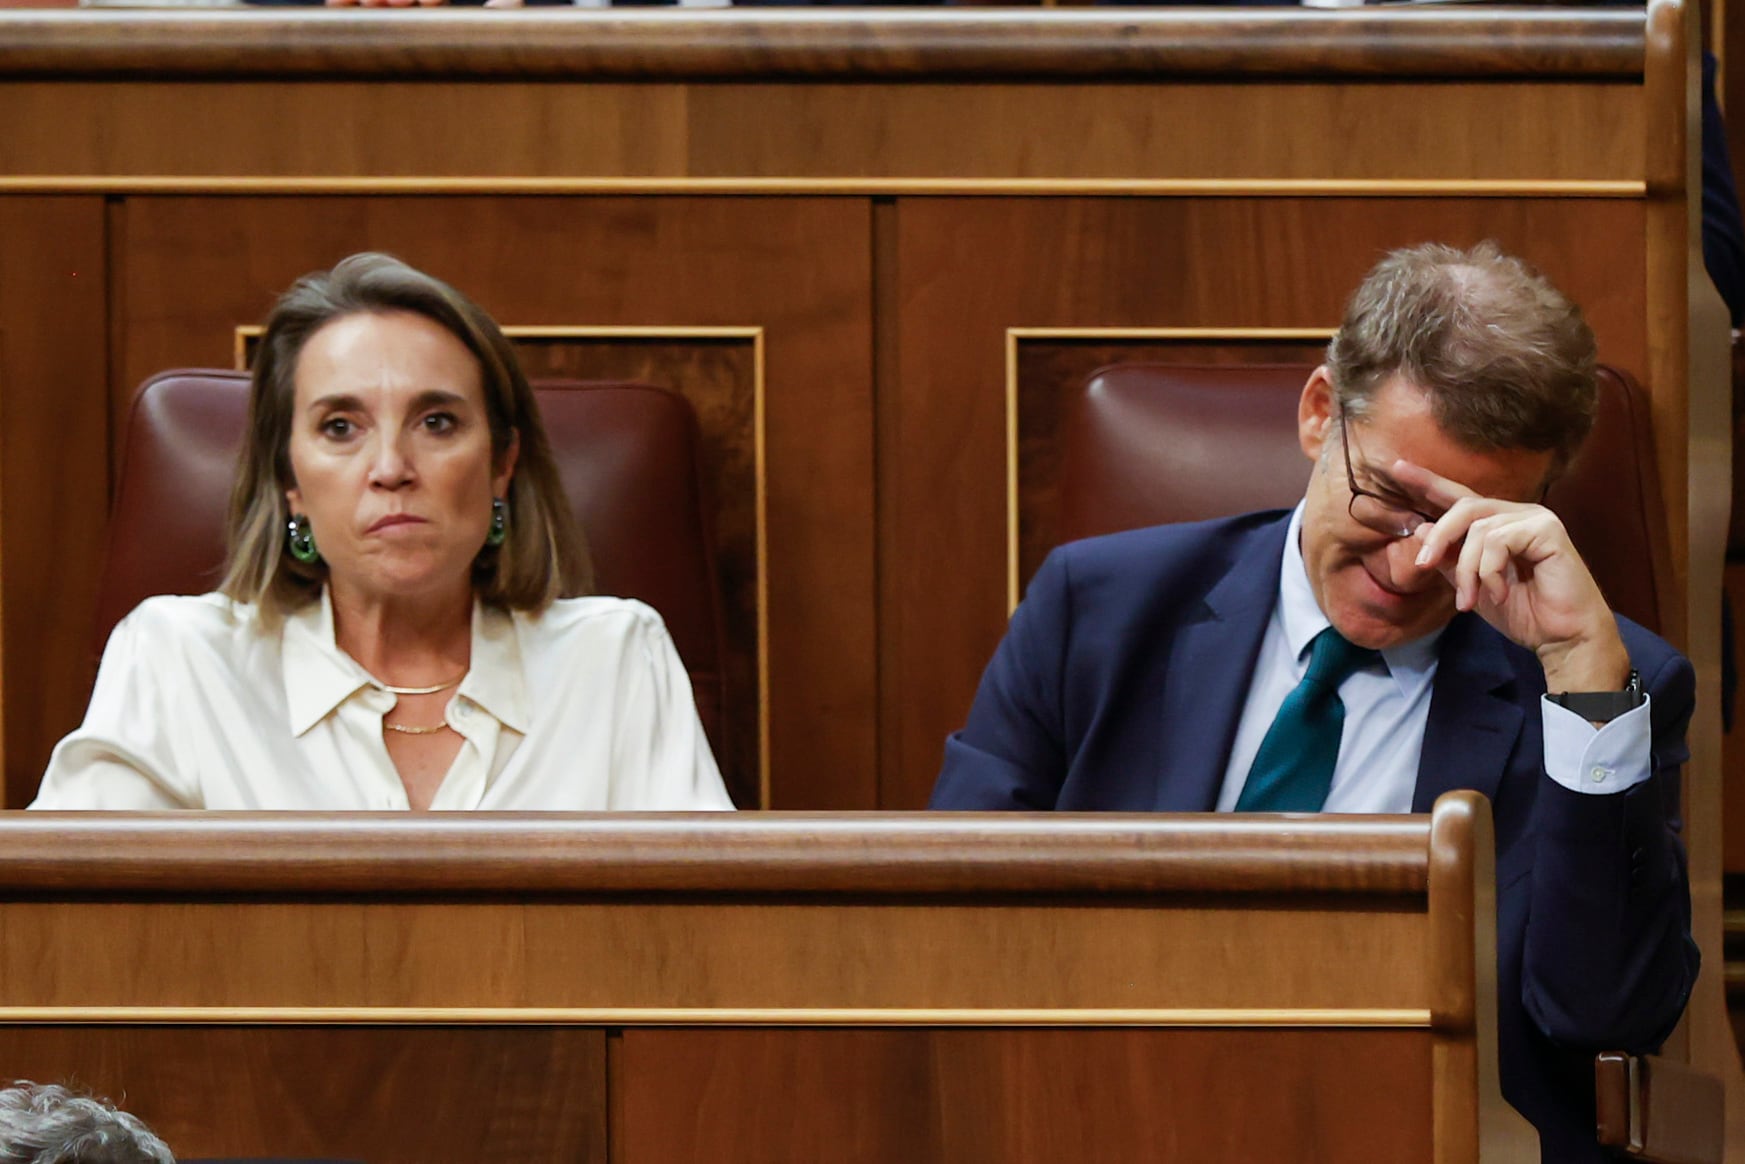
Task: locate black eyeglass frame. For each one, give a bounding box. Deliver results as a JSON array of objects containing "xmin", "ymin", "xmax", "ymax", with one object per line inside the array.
[{"xmin": 1337, "ymin": 408, "xmax": 1441, "ymax": 539}]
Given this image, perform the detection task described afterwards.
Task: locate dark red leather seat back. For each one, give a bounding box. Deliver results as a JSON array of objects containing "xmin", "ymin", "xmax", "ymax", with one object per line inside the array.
[
  {"xmin": 1060, "ymin": 363, "xmax": 1672, "ymax": 636},
  {"xmin": 94, "ymin": 370, "xmax": 728, "ymax": 753}
]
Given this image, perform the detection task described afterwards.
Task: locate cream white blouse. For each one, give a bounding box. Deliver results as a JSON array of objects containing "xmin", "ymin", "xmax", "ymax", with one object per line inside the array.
[{"xmin": 31, "ymin": 590, "xmax": 734, "ymax": 811}]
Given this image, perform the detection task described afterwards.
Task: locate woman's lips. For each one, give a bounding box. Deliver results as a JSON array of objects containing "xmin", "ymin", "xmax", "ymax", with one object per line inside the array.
[{"xmin": 366, "ymin": 514, "xmax": 426, "ymax": 534}]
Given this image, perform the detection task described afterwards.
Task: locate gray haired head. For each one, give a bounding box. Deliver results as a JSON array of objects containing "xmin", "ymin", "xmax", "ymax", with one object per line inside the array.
[
  {"xmin": 1324, "ymin": 240, "xmax": 1598, "ymax": 472},
  {"xmin": 0, "ymin": 1082, "xmax": 175, "ymax": 1164}
]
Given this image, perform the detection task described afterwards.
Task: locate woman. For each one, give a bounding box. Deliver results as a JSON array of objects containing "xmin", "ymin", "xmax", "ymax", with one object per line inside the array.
[{"xmin": 33, "ymin": 253, "xmax": 732, "ymax": 811}]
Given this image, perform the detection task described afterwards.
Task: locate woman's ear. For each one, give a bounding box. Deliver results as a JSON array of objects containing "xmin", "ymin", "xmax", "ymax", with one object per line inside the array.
[{"xmin": 493, "ymin": 428, "xmax": 521, "ymax": 498}]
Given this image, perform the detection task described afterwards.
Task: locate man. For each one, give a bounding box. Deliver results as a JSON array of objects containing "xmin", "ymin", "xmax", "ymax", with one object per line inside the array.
[{"xmin": 931, "ymin": 242, "xmax": 1699, "ymax": 1163}]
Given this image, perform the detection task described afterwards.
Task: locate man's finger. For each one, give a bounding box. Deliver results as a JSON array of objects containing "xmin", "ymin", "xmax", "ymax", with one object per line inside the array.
[
  {"xmin": 1392, "ymin": 458, "xmax": 1477, "ymax": 512},
  {"xmin": 1452, "ymin": 515, "xmax": 1493, "ymax": 611},
  {"xmin": 1477, "ymin": 530, "xmax": 1514, "ymax": 607}
]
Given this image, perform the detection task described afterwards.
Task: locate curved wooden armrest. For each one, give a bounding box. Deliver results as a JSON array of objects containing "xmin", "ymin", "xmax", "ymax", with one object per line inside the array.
[{"xmin": 1595, "ymin": 1052, "xmax": 1724, "ymax": 1164}]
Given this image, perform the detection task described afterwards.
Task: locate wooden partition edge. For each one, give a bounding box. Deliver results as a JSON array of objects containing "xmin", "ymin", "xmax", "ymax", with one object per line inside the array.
[
  {"xmin": 1647, "ymin": 2, "xmax": 1745, "ymax": 1158},
  {"xmin": 0, "ymin": 1005, "xmax": 1436, "ymax": 1027},
  {"xmin": 1426, "ymin": 791, "xmax": 1533, "ymax": 1164},
  {"xmin": 0, "ymin": 10, "xmax": 1644, "ymax": 81},
  {"xmin": 0, "ymin": 329, "xmax": 8, "ymax": 787},
  {"xmin": 0, "ymin": 179, "xmax": 1651, "ymax": 198},
  {"xmin": 0, "ymin": 812, "xmax": 1431, "ymax": 895}
]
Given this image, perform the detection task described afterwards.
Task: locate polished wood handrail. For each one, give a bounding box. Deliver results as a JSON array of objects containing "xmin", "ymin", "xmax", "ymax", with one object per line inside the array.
[
  {"xmin": 0, "ymin": 9, "xmax": 1643, "ymax": 82},
  {"xmin": 0, "ymin": 810, "xmax": 1433, "ymax": 896}
]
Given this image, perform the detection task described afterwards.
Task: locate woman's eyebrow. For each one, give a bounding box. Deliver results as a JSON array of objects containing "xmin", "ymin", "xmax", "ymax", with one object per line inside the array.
[
  {"xmin": 408, "ymin": 389, "xmax": 470, "ymax": 410},
  {"xmin": 305, "ymin": 393, "xmax": 363, "ymax": 415}
]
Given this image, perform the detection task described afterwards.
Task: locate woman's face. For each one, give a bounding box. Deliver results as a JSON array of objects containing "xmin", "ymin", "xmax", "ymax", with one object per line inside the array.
[{"xmin": 284, "ymin": 310, "xmax": 517, "ymax": 606}]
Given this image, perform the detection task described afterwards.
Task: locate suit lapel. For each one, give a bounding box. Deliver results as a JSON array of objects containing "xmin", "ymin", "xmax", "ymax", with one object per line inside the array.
[
  {"xmin": 1412, "ymin": 613, "xmax": 1524, "ymax": 812},
  {"xmin": 1152, "ymin": 518, "xmax": 1288, "ymax": 812}
]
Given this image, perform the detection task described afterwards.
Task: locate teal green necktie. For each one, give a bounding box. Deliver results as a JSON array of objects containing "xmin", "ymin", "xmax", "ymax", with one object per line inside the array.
[{"xmin": 1235, "ymin": 627, "xmax": 1378, "ymax": 813}]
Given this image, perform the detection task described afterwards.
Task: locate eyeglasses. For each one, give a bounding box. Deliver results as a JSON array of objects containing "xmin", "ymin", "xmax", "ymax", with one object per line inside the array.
[{"xmin": 1338, "ymin": 410, "xmax": 1440, "ymax": 539}]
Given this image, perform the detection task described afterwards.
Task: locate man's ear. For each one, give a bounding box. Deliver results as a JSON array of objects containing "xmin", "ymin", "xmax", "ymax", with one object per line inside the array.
[{"xmin": 1298, "ymin": 366, "xmax": 1337, "ymax": 461}]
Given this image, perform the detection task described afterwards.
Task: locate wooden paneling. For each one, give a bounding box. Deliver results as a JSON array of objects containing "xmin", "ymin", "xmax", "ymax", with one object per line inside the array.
[
  {"xmin": 1725, "ymin": 0, "xmax": 1744, "ymax": 180},
  {"xmin": 0, "ymin": 900, "xmax": 1427, "ymax": 1012},
  {"xmin": 0, "ymin": 10, "xmax": 1647, "ymax": 82},
  {"xmin": 2, "ymin": 1025, "xmax": 609, "ymax": 1164},
  {"xmin": 0, "ymin": 810, "xmax": 1435, "ymax": 894},
  {"xmin": 887, "ymin": 195, "xmax": 1650, "ymax": 809},
  {"xmin": 614, "ymin": 1027, "xmax": 1434, "ymax": 1164},
  {"xmin": 0, "ymin": 194, "xmax": 877, "ymax": 810},
  {"xmin": 515, "ymin": 337, "xmax": 763, "ymax": 805},
  {"xmin": 0, "ymin": 814, "xmax": 1439, "ymax": 1015},
  {"xmin": 0, "ymin": 80, "xmax": 1643, "ymax": 184},
  {"xmin": 0, "ymin": 83, "xmax": 690, "ymax": 181},
  {"xmin": 0, "ymin": 197, "xmax": 107, "ymax": 809},
  {"xmin": 1015, "ymin": 337, "xmax": 1326, "ymax": 590},
  {"xmin": 0, "ymin": 801, "xmax": 1523, "ymax": 1161},
  {"xmin": 687, "ymin": 82, "xmax": 1643, "ymax": 184}
]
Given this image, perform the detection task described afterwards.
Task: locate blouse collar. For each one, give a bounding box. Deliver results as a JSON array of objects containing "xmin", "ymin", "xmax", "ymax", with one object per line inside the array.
[{"xmin": 281, "ymin": 588, "xmax": 528, "ymax": 737}]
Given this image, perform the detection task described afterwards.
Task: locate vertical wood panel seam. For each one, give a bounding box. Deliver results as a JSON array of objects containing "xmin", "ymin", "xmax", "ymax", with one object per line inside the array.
[{"xmin": 872, "ymin": 197, "xmax": 899, "ymax": 809}]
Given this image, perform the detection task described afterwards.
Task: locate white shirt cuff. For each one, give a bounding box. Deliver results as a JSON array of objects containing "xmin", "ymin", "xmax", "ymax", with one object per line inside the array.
[{"xmin": 1540, "ymin": 693, "xmax": 1653, "ymax": 794}]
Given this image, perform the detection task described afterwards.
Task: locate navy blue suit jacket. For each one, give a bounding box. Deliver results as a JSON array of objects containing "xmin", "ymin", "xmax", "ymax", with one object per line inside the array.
[{"xmin": 931, "ymin": 512, "xmax": 1700, "ymax": 1163}]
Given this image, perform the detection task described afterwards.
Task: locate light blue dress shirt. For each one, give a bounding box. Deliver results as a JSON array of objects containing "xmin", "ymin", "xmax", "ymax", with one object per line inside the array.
[{"xmin": 1215, "ymin": 504, "xmax": 1652, "ymax": 813}]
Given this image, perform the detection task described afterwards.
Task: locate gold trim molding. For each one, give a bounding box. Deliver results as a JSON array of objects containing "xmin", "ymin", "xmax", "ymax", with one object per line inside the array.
[
  {"xmin": 1004, "ymin": 326, "xmax": 1336, "ymax": 611},
  {"xmin": 0, "ymin": 177, "xmax": 1650, "ymax": 199},
  {"xmin": 0, "ymin": 1006, "xmax": 1434, "ymax": 1027},
  {"xmin": 235, "ymin": 323, "xmax": 771, "ymax": 809}
]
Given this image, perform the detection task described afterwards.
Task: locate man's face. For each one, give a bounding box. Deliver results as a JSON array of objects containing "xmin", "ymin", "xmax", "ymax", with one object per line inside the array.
[{"xmin": 1296, "ymin": 368, "xmax": 1557, "ymax": 650}]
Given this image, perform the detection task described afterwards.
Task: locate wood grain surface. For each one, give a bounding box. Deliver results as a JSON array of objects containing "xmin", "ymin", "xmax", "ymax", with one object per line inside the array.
[
  {"xmin": 0, "ymin": 812, "xmax": 1430, "ymax": 894},
  {"xmin": 0, "ymin": 81, "xmax": 1643, "ymax": 183},
  {"xmin": 0, "ymin": 198, "xmax": 108, "ymax": 809},
  {"xmin": 0, "ymin": 814, "xmax": 1440, "ymax": 1015},
  {"xmin": 0, "ymin": 9, "xmax": 1644, "ymax": 81},
  {"xmin": 0, "ymin": 798, "xmax": 1520, "ymax": 1162},
  {"xmin": 0, "ymin": 899, "xmax": 1429, "ymax": 1013},
  {"xmin": 614, "ymin": 1027, "xmax": 1434, "ymax": 1164},
  {"xmin": 3, "ymin": 1025, "xmax": 609, "ymax": 1164}
]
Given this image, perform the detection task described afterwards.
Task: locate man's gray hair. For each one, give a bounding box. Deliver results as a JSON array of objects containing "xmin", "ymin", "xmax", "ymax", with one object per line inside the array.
[
  {"xmin": 0, "ymin": 1082, "xmax": 175, "ymax": 1164},
  {"xmin": 1325, "ymin": 240, "xmax": 1599, "ymax": 470}
]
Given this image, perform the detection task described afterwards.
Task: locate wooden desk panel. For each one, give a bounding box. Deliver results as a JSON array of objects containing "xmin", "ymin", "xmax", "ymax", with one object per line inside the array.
[
  {"xmin": 0, "ymin": 899, "xmax": 1429, "ymax": 1014},
  {"xmin": 614, "ymin": 1027, "xmax": 1435, "ymax": 1164},
  {"xmin": 0, "ymin": 801, "xmax": 1533, "ymax": 1163},
  {"xmin": 2, "ymin": 1025, "xmax": 610, "ymax": 1164},
  {"xmin": 0, "ymin": 79, "xmax": 1644, "ymax": 183}
]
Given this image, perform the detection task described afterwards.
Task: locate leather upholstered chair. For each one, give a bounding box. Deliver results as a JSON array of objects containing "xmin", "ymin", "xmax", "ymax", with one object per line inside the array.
[
  {"xmin": 1056, "ymin": 360, "xmax": 1718, "ymax": 1164},
  {"xmin": 1058, "ymin": 362, "xmax": 1673, "ymax": 636},
  {"xmin": 93, "ymin": 369, "xmax": 730, "ymax": 771}
]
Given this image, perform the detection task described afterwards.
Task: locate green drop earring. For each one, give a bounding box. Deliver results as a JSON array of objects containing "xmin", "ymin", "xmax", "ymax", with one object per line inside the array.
[
  {"xmin": 287, "ymin": 514, "xmax": 321, "ymax": 564},
  {"xmin": 486, "ymin": 498, "xmax": 509, "ymax": 547}
]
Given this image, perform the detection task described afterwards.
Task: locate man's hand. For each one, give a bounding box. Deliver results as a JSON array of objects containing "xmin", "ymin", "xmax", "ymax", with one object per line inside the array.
[{"xmin": 1394, "ymin": 459, "xmax": 1631, "ymax": 695}]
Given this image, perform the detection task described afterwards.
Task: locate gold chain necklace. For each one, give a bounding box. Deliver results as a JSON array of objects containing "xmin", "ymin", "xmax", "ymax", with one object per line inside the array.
[
  {"xmin": 383, "ymin": 719, "xmax": 454, "ymax": 736},
  {"xmin": 373, "ymin": 674, "xmax": 465, "ymax": 696}
]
